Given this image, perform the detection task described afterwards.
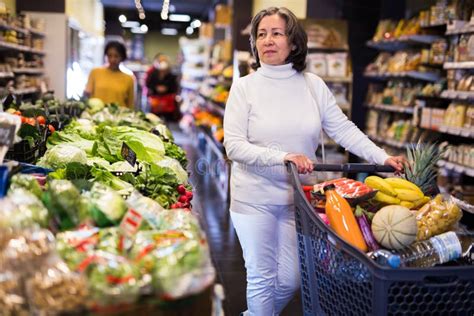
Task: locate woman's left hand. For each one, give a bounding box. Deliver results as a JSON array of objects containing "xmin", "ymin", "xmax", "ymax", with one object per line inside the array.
[{"xmin": 384, "ymin": 156, "xmax": 408, "ymax": 174}]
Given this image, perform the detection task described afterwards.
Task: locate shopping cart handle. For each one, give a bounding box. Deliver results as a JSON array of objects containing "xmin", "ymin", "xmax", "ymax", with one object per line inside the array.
[{"xmin": 313, "ymin": 163, "xmax": 395, "ymax": 173}]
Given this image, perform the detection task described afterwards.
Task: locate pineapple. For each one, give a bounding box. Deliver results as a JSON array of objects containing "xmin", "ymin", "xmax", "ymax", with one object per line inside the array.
[{"xmin": 403, "ymin": 141, "xmax": 444, "ymax": 196}]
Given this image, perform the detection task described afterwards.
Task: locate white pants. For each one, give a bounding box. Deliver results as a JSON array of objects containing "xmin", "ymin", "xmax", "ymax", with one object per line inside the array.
[{"xmin": 230, "ymin": 200, "xmax": 300, "ymax": 316}]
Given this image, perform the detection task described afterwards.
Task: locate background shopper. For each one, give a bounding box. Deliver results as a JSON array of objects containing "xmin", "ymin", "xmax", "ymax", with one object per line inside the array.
[
  {"xmin": 84, "ymin": 41, "xmax": 135, "ymax": 108},
  {"xmin": 223, "ymin": 6, "xmax": 406, "ymax": 316}
]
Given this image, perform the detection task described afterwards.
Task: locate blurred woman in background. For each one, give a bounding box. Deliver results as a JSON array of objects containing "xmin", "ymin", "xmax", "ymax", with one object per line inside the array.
[{"xmin": 84, "ymin": 41, "xmax": 135, "ymax": 108}]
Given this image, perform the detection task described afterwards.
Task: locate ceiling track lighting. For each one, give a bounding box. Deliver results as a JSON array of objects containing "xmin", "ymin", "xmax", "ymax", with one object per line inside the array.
[
  {"xmin": 135, "ymin": 0, "xmax": 146, "ymax": 20},
  {"xmin": 161, "ymin": 0, "xmax": 170, "ymax": 20}
]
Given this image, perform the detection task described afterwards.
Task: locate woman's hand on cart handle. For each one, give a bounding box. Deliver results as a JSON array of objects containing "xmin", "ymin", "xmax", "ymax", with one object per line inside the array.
[
  {"xmin": 384, "ymin": 156, "xmax": 407, "ymax": 175},
  {"xmin": 284, "ymin": 153, "xmax": 314, "ymax": 174}
]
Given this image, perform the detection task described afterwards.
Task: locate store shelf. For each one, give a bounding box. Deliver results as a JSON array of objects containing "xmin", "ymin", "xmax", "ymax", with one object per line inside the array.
[
  {"xmin": 199, "ymin": 94, "xmax": 226, "ymax": 117},
  {"xmin": 421, "ymin": 22, "xmax": 447, "ymax": 29},
  {"xmin": 369, "ymin": 135, "xmax": 413, "ymax": 149},
  {"xmin": 366, "ymin": 103, "xmax": 414, "ymax": 114},
  {"xmin": 437, "ymin": 160, "xmax": 474, "ymax": 177},
  {"xmin": 321, "ymin": 76, "xmax": 352, "ymax": 83},
  {"xmin": 446, "ymin": 23, "xmax": 474, "ymax": 35},
  {"xmin": 13, "ymin": 87, "xmax": 38, "ymax": 95},
  {"xmin": 366, "ymin": 35, "xmax": 442, "ymax": 51},
  {"xmin": 12, "ymin": 68, "xmax": 45, "ymax": 74},
  {"xmin": 181, "ymin": 80, "xmax": 201, "ymax": 91},
  {"xmin": 440, "ymin": 90, "xmax": 474, "ymax": 101},
  {"xmin": 443, "ymin": 61, "xmax": 474, "ymax": 69},
  {"xmin": 0, "ymin": 22, "xmax": 46, "ymax": 37},
  {"xmin": 0, "ymin": 41, "xmax": 45, "ymax": 54},
  {"xmin": 29, "ymin": 29, "xmax": 46, "ymax": 37},
  {"xmin": 0, "ymin": 71, "xmax": 14, "ymax": 78},
  {"xmin": 364, "ymin": 71, "xmax": 441, "ymax": 82},
  {"xmin": 438, "ymin": 125, "xmax": 474, "ymax": 138},
  {"xmin": 308, "ymin": 46, "xmax": 349, "ymax": 52}
]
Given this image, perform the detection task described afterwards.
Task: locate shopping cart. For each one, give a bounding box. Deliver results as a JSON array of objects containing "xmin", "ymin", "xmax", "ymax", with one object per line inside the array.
[{"xmin": 288, "ymin": 162, "xmax": 474, "ymax": 316}]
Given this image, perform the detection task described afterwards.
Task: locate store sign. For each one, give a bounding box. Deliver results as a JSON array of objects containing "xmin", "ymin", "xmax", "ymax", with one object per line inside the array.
[
  {"xmin": 121, "ymin": 142, "xmax": 137, "ymax": 167},
  {"xmin": 0, "ymin": 122, "xmax": 16, "ymax": 147}
]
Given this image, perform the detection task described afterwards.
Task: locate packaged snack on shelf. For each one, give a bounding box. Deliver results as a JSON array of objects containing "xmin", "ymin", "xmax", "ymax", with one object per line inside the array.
[
  {"xmin": 416, "ymin": 194, "xmax": 463, "ymax": 241},
  {"xmin": 0, "ymin": 269, "xmax": 29, "ymax": 316},
  {"xmin": 26, "ymin": 255, "xmax": 88, "ymax": 315},
  {"xmin": 307, "ymin": 53, "xmax": 327, "ymax": 76},
  {"xmin": 326, "ymin": 53, "xmax": 347, "ymax": 77}
]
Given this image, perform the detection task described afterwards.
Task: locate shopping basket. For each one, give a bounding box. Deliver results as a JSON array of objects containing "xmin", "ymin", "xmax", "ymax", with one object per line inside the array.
[{"xmin": 288, "ymin": 162, "xmax": 474, "ymax": 316}]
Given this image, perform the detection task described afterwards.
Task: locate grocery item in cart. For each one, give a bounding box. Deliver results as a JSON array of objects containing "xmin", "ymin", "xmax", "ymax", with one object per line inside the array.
[
  {"xmin": 312, "ymin": 178, "xmax": 376, "ymax": 206},
  {"xmin": 416, "ymin": 194, "xmax": 462, "ymax": 241},
  {"xmin": 371, "ymin": 205, "xmax": 417, "ymax": 250},
  {"xmin": 324, "ymin": 184, "xmax": 368, "ymax": 252}
]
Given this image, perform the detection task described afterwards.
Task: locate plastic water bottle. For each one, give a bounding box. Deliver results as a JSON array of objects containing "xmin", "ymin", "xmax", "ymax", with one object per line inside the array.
[
  {"xmin": 397, "ymin": 231, "xmax": 474, "ymax": 268},
  {"xmin": 370, "ymin": 249, "xmax": 401, "ymax": 268}
]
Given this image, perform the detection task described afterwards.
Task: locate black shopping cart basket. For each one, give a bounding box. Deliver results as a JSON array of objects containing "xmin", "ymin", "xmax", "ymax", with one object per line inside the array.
[{"xmin": 288, "ymin": 162, "xmax": 474, "ymax": 316}]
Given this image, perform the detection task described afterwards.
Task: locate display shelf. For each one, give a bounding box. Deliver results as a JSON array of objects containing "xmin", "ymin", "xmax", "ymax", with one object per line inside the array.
[
  {"xmin": 440, "ymin": 90, "xmax": 474, "ymax": 101},
  {"xmin": 320, "ymin": 76, "xmax": 352, "ymax": 83},
  {"xmin": 181, "ymin": 80, "xmax": 201, "ymax": 91},
  {"xmin": 438, "ymin": 125, "xmax": 474, "ymax": 138},
  {"xmin": 12, "ymin": 68, "xmax": 45, "ymax": 74},
  {"xmin": 0, "ymin": 22, "xmax": 46, "ymax": 37},
  {"xmin": 308, "ymin": 46, "xmax": 349, "ymax": 52},
  {"xmin": 421, "ymin": 22, "xmax": 447, "ymax": 29},
  {"xmin": 366, "ymin": 103, "xmax": 415, "ymax": 114},
  {"xmin": 13, "ymin": 87, "xmax": 38, "ymax": 95},
  {"xmin": 369, "ymin": 135, "xmax": 413, "ymax": 149},
  {"xmin": 29, "ymin": 29, "xmax": 46, "ymax": 37},
  {"xmin": 446, "ymin": 23, "xmax": 474, "ymax": 35},
  {"xmin": 443, "ymin": 61, "xmax": 474, "ymax": 69},
  {"xmin": 0, "ymin": 41, "xmax": 45, "ymax": 54},
  {"xmin": 199, "ymin": 94, "xmax": 226, "ymax": 117},
  {"xmin": 0, "ymin": 71, "xmax": 14, "ymax": 78},
  {"xmin": 366, "ymin": 35, "xmax": 442, "ymax": 51},
  {"xmin": 437, "ymin": 160, "xmax": 474, "ymax": 177},
  {"xmin": 364, "ymin": 71, "xmax": 441, "ymax": 82}
]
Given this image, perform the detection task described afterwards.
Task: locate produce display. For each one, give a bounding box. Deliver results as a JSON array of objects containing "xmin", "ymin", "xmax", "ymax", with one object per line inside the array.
[{"xmin": 0, "ymin": 99, "xmax": 214, "ymax": 313}]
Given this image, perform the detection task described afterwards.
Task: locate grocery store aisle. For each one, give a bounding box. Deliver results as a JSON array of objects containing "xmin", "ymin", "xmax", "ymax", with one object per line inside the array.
[{"xmin": 172, "ymin": 124, "xmax": 302, "ymax": 316}]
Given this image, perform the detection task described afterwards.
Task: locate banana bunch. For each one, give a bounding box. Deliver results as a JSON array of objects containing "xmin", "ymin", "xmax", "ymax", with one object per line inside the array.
[{"xmin": 364, "ymin": 176, "xmax": 430, "ymax": 209}]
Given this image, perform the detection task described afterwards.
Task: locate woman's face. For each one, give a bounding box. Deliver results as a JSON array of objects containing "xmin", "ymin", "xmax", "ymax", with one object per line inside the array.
[
  {"xmin": 255, "ymin": 14, "xmax": 291, "ymax": 66},
  {"xmin": 106, "ymin": 48, "xmax": 122, "ymax": 69}
]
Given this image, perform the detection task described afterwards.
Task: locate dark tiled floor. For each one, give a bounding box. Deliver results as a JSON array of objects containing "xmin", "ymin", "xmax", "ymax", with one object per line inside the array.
[{"xmin": 172, "ymin": 126, "xmax": 302, "ymax": 316}]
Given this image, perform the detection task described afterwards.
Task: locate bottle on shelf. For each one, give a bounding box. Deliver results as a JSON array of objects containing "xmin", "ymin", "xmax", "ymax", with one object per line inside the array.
[{"xmin": 371, "ymin": 231, "xmax": 474, "ymax": 268}]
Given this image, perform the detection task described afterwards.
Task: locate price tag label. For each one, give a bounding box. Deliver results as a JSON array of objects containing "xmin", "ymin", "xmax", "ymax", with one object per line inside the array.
[
  {"xmin": 0, "ymin": 122, "xmax": 16, "ymax": 148},
  {"xmin": 121, "ymin": 142, "xmax": 137, "ymax": 167},
  {"xmin": 119, "ymin": 208, "xmax": 143, "ymax": 237}
]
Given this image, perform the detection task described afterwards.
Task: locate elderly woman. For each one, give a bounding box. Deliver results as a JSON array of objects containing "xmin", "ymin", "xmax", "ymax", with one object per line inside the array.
[{"xmin": 223, "ymin": 7, "xmax": 405, "ymax": 316}]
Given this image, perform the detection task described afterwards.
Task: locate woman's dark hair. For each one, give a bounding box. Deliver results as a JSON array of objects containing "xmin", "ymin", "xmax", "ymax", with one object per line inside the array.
[
  {"xmin": 250, "ymin": 7, "xmax": 307, "ymax": 72},
  {"xmin": 104, "ymin": 41, "xmax": 127, "ymax": 61}
]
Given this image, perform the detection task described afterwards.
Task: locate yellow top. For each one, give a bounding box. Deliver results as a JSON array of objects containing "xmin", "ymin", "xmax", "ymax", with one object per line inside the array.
[{"xmin": 85, "ymin": 67, "xmax": 135, "ymax": 108}]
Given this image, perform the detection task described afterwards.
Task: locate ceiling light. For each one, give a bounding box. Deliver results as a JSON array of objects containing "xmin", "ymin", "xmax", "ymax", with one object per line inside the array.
[
  {"xmin": 140, "ymin": 24, "xmax": 148, "ymax": 32},
  {"xmin": 161, "ymin": 12, "xmax": 168, "ymax": 20},
  {"xmin": 169, "ymin": 4, "xmax": 176, "ymax": 12},
  {"xmin": 139, "ymin": 13, "xmax": 146, "ymax": 20},
  {"xmin": 122, "ymin": 21, "xmax": 140, "ymax": 28},
  {"xmin": 191, "ymin": 19, "xmax": 201, "ymax": 28},
  {"xmin": 186, "ymin": 26, "xmax": 194, "ymax": 35},
  {"xmin": 169, "ymin": 14, "xmax": 191, "ymax": 22},
  {"xmin": 161, "ymin": 28, "xmax": 178, "ymax": 36},
  {"xmin": 118, "ymin": 15, "xmax": 127, "ymax": 23}
]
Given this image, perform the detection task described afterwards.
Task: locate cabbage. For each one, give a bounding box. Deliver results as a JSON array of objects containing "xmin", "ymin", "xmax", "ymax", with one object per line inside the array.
[
  {"xmin": 47, "ymin": 131, "xmax": 95, "ymax": 154},
  {"xmin": 88, "ymin": 183, "xmax": 127, "ymax": 227},
  {"xmin": 87, "ymin": 98, "xmax": 105, "ymax": 114},
  {"xmin": 156, "ymin": 157, "xmax": 188, "ymax": 184},
  {"xmin": 64, "ymin": 119, "xmax": 98, "ymax": 140},
  {"xmin": 37, "ymin": 145, "xmax": 88, "ymax": 170}
]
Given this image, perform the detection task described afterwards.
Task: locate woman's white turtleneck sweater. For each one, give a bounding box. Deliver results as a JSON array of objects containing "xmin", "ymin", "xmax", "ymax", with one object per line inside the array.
[{"xmin": 223, "ymin": 62, "xmax": 389, "ymax": 205}]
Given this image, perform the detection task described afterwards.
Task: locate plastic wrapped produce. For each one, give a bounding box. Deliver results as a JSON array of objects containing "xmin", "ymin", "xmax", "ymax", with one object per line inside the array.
[
  {"xmin": 125, "ymin": 191, "xmax": 165, "ymax": 230},
  {"xmin": 43, "ymin": 180, "xmax": 82, "ymax": 230},
  {"xmin": 56, "ymin": 227, "xmax": 100, "ymax": 270},
  {"xmin": 86, "ymin": 182, "xmax": 128, "ymax": 227},
  {"xmin": 131, "ymin": 230, "xmax": 215, "ymax": 299},
  {"xmin": 26, "ymin": 256, "xmax": 88, "ymax": 315},
  {"xmin": 0, "ymin": 269, "xmax": 29, "ymax": 316},
  {"xmin": 6, "ymin": 188, "xmax": 49, "ymax": 228},
  {"xmin": 0, "ymin": 229, "xmax": 55, "ymax": 274},
  {"xmin": 80, "ymin": 251, "xmax": 144, "ymax": 309},
  {"xmin": 9, "ymin": 173, "xmax": 43, "ymax": 198},
  {"xmin": 416, "ymin": 194, "xmax": 462, "ymax": 241},
  {"xmin": 96, "ymin": 227, "xmax": 123, "ymax": 255},
  {"xmin": 155, "ymin": 209, "xmax": 203, "ymax": 240}
]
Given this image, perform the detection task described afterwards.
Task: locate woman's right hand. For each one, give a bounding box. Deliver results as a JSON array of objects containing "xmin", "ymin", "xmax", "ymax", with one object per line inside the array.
[{"xmin": 284, "ymin": 153, "xmax": 314, "ymax": 174}]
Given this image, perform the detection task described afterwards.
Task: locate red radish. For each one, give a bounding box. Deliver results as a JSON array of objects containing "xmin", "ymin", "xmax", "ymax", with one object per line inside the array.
[
  {"xmin": 177, "ymin": 185, "xmax": 186, "ymax": 195},
  {"xmin": 185, "ymin": 191, "xmax": 193, "ymax": 200},
  {"xmin": 170, "ymin": 203, "xmax": 179, "ymax": 209},
  {"xmin": 178, "ymin": 195, "xmax": 189, "ymax": 203},
  {"xmin": 175, "ymin": 202, "xmax": 184, "ymax": 208}
]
